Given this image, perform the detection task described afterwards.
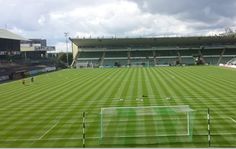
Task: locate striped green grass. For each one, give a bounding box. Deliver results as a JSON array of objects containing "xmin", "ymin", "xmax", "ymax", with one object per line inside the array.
[{"xmin": 0, "ymin": 66, "xmax": 236, "ymax": 147}]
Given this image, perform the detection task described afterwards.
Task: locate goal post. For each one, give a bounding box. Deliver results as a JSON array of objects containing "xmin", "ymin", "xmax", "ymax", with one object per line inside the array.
[{"xmin": 100, "ymin": 105, "xmax": 195, "ymax": 145}]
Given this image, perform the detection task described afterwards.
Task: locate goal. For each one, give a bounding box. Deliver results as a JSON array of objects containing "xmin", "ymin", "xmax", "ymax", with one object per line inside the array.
[{"xmin": 100, "ymin": 105, "xmax": 195, "ymax": 144}]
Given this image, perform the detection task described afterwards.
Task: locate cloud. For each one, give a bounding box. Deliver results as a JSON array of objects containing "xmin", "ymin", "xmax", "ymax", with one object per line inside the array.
[
  {"xmin": 51, "ymin": 42, "xmax": 71, "ymax": 53},
  {"xmin": 46, "ymin": 0, "xmax": 194, "ymax": 37},
  {"xmin": 129, "ymin": 0, "xmax": 236, "ymax": 30},
  {"xmin": 1, "ymin": 0, "xmax": 236, "ymax": 52}
]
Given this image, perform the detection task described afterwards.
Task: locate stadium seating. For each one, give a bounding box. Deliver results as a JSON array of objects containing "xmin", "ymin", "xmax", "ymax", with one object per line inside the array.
[
  {"xmin": 76, "ymin": 49, "xmax": 236, "ymax": 67},
  {"xmin": 79, "ymin": 51, "xmax": 103, "ymax": 58},
  {"xmin": 103, "ymin": 59, "xmax": 128, "ymax": 67},
  {"xmin": 0, "ymin": 57, "xmax": 58, "ymax": 82},
  {"xmin": 204, "ymin": 57, "xmax": 220, "ymax": 65},
  {"xmin": 73, "ymin": 37, "xmax": 236, "ymax": 67},
  {"xmin": 179, "ymin": 50, "xmax": 199, "ymax": 56},
  {"xmin": 220, "ymin": 57, "xmax": 236, "ymax": 64},
  {"xmin": 105, "ymin": 51, "xmax": 127, "ymax": 57},
  {"xmin": 181, "ymin": 57, "xmax": 195, "ymax": 64},
  {"xmin": 224, "ymin": 49, "xmax": 236, "ymax": 55},
  {"xmin": 156, "ymin": 50, "xmax": 178, "ymax": 57},
  {"xmin": 201, "ymin": 49, "xmax": 222, "ymax": 55},
  {"xmin": 130, "ymin": 51, "xmax": 153, "ymax": 57},
  {"xmin": 156, "ymin": 58, "xmax": 177, "ymax": 65}
]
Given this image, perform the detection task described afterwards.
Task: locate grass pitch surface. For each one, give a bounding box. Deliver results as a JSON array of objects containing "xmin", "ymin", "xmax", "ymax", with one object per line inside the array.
[{"xmin": 0, "ymin": 66, "xmax": 236, "ymax": 147}]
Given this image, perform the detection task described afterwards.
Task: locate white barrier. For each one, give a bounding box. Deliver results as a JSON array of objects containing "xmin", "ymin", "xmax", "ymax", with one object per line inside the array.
[
  {"xmin": 44, "ymin": 66, "xmax": 56, "ymax": 72},
  {"xmin": 219, "ymin": 64, "xmax": 236, "ymax": 69},
  {"xmin": 0, "ymin": 75, "xmax": 9, "ymax": 81},
  {"xmin": 29, "ymin": 67, "xmax": 56, "ymax": 75}
]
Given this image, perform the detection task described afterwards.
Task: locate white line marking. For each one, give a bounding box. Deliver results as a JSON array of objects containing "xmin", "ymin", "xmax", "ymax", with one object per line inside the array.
[
  {"xmin": 0, "ymin": 137, "xmax": 99, "ymax": 142},
  {"xmin": 38, "ymin": 121, "xmax": 59, "ymax": 140},
  {"xmin": 103, "ymin": 134, "xmax": 190, "ymax": 138},
  {"xmin": 2, "ymin": 132, "xmax": 236, "ymax": 142},
  {"xmin": 228, "ymin": 117, "xmax": 236, "ymax": 123}
]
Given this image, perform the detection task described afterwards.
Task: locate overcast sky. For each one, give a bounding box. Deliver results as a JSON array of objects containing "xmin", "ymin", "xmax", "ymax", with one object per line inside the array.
[{"xmin": 0, "ymin": 0, "xmax": 236, "ymax": 52}]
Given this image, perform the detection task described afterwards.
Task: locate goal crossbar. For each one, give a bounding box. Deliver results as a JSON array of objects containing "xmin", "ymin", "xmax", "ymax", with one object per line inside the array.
[{"xmin": 101, "ymin": 105, "xmax": 193, "ymax": 111}]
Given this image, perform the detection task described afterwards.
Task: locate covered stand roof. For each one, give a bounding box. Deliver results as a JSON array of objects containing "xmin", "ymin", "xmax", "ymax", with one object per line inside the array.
[
  {"xmin": 70, "ymin": 36, "xmax": 236, "ymax": 48},
  {"xmin": 0, "ymin": 29, "xmax": 27, "ymax": 41}
]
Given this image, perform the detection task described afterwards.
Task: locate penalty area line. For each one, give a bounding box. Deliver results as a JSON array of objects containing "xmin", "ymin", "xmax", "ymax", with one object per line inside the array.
[
  {"xmin": 228, "ymin": 117, "xmax": 236, "ymax": 123},
  {"xmin": 3, "ymin": 132, "xmax": 236, "ymax": 142},
  {"xmin": 0, "ymin": 136, "xmax": 100, "ymax": 142},
  {"xmin": 38, "ymin": 121, "xmax": 59, "ymax": 140}
]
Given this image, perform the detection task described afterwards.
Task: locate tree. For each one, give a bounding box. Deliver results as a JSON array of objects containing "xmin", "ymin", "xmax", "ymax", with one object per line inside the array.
[{"xmin": 57, "ymin": 52, "xmax": 73, "ymax": 65}]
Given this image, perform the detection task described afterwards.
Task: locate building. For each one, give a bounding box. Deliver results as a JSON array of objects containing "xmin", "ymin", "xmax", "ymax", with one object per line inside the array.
[
  {"xmin": 0, "ymin": 30, "xmax": 57, "ymax": 82},
  {"xmin": 21, "ymin": 39, "xmax": 56, "ymax": 60},
  {"xmin": 0, "ymin": 29, "xmax": 26, "ymax": 61},
  {"xmin": 70, "ymin": 36, "xmax": 236, "ymax": 68}
]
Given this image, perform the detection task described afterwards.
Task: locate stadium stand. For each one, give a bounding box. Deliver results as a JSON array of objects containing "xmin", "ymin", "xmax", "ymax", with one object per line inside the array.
[
  {"xmin": 224, "ymin": 48, "xmax": 236, "ymax": 55},
  {"xmin": 0, "ymin": 29, "xmax": 58, "ymax": 82},
  {"xmin": 220, "ymin": 57, "xmax": 235, "ymax": 64},
  {"xmin": 70, "ymin": 36, "xmax": 236, "ymax": 68}
]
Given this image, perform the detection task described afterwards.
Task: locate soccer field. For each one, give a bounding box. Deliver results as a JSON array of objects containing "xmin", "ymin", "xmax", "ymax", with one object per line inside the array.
[{"xmin": 0, "ymin": 66, "xmax": 236, "ymax": 147}]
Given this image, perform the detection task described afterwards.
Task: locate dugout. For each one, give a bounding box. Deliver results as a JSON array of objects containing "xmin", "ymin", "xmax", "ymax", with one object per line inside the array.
[{"xmin": 9, "ymin": 70, "xmax": 27, "ymax": 80}]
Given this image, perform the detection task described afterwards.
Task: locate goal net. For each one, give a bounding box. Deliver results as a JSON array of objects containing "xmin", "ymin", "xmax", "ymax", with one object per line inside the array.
[{"xmin": 100, "ymin": 105, "xmax": 195, "ymax": 145}]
